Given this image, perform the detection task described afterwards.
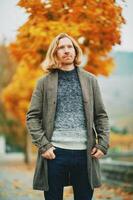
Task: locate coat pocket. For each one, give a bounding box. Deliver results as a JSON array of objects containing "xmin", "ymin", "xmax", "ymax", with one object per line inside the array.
[{"xmin": 91, "ymin": 157, "xmax": 101, "ymax": 186}]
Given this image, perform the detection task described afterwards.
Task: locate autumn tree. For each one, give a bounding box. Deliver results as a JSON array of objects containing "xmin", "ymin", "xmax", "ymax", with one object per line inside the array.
[
  {"xmin": 2, "ymin": 0, "xmax": 125, "ymax": 162},
  {"xmin": 0, "ymin": 43, "xmax": 19, "ymax": 150}
]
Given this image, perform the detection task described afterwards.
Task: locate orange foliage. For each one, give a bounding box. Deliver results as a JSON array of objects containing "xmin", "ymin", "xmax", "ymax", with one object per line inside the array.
[
  {"xmin": 2, "ymin": 0, "xmax": 125, "ymax": 124},
  {"xmin": 110, "ymin": 133, "xmax": 133, "ymax": 151}
]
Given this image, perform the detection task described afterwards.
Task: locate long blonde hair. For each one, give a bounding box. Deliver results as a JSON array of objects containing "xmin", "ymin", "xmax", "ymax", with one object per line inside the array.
[{"xmin": 41, "ymin": 33, "xmax": 82, "ymax": 72}]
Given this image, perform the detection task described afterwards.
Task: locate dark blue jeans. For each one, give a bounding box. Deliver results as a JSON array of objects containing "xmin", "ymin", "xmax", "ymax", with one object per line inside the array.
[{"xmin": 44, "ymin": 147, "xmax": 94, "ymax": 200}]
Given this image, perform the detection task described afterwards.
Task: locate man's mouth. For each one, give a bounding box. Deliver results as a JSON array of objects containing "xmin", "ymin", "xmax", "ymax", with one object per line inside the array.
[{"xmin": 63, "ymin": 55, "xmax": 71, "ymax": 59}]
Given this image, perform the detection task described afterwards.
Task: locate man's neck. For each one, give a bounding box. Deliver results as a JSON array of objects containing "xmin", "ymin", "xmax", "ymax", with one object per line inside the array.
[{"xmin": 59, "ymin": 64, "xmax": 75, "ymax": 71}]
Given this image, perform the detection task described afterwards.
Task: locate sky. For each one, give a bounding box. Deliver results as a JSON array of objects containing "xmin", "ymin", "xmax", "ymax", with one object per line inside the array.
[{"xmin": 0, "ymin": 0, "xmax": 133, "ymax": 52}]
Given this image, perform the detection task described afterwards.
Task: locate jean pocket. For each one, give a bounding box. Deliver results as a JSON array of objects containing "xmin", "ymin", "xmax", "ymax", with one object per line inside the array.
[{"xmin": 53, "ymin": 147, "xmax": 65, "ymax": 156}]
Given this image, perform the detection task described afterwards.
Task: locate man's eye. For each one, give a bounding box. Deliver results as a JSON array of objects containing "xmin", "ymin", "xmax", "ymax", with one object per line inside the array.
[{"xmin": 58, "ymin": 46, "xmax": 64, "ymax": 49}]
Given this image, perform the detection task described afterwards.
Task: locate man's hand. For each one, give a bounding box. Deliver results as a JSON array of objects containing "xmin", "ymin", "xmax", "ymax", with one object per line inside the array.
[
  {"xmin": 91, "ymin": 147, "xmax": 104, "ymax": 159},
  {"xmin": 41, "ymin": 146, "xmax": 56, "ymax": 160}
]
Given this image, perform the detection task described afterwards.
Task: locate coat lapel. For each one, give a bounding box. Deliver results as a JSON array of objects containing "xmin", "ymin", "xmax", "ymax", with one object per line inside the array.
[
  {"xmin": 77, "ymin": 67, "xmax": 93, "ymax": 132},
  {"xmin": 77, "ymin": 67, "xmax": 90, "ymax": 103},
  {"xmin": 46, "ymin": 71, "xmax": 58, "ymax": 138},
  {"xmin": 47, "ymin": 70, "xmax": 58, "ymax": 106}
]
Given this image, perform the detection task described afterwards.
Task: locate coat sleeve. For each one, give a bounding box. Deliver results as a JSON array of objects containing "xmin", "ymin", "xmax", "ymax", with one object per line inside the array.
[
  {"xmin": 26, "ymin": 77, "xmax": 53, "ymax": 153},
  {"xmin": 92, "ymin": 77, "xmax": 110, "ymax": 154}
]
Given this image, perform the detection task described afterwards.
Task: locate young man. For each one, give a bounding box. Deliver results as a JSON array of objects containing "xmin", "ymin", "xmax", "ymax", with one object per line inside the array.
[{"xmin": 26, "ymin": 33, "xmax": 110, "ymax": 200}]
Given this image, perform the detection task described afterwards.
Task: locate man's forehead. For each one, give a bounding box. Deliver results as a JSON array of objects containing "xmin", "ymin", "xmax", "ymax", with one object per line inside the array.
[{"xmin": 58, "ymin": 37, "xmax": 73, "ymax": 46}]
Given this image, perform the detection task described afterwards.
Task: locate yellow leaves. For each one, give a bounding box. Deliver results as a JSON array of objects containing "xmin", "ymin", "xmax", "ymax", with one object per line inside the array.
[
  {"xmin": 84, "ymin": 51, "xmax": 115, "ymax": 76},
  {"xmin": 15, "ymin": 0, "xmax": 125, "ymax": 69},
  {"xmin": 64, "ymin": 187, "xmax": 73, "ymax": 198},
  {"xmin": 1, "ymin": 62, "xmax": 44, "ymax": 125},
  {"xmin": 110, "ymin": 133, "xmax": 133, "ymax": 151},
  {"xmin": 95, "ymin": 183, "xmax": 133, "ymax": 200},
  {"xmin": 13, "ymin": 179, "xmax": 22, "ymax": 189},
  {"xmin": 17, "ymin": 0, "xmax": 44, "ymax": 13}
]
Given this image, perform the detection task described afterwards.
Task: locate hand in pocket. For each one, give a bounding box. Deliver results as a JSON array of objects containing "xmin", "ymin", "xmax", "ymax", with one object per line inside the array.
[{"xmin": 41, "ymin": 146, "xmax": 56, "ymax": 160}]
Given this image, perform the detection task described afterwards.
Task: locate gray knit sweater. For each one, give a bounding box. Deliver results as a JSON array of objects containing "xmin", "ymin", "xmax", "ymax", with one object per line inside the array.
[{"xmin": 51, "ymin": 66, "xmax": 88, "ymax": 149}]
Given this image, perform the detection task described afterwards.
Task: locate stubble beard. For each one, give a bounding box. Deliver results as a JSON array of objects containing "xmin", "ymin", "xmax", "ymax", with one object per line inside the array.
[{"xmin": 62, "ymin": 56, "xmax": 75, "ymax": 65}]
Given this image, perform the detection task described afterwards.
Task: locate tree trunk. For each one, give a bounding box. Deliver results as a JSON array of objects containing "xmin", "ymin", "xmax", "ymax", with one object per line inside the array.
[{"xmin": 24, "ymin": 130, "xmax": 32, "ymax": 164}]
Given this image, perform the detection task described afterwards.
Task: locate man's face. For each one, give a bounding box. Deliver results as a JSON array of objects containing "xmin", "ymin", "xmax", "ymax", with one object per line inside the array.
[{"xmin": 55, "ymin": 37, "xmax": 76, "ymax": 66}]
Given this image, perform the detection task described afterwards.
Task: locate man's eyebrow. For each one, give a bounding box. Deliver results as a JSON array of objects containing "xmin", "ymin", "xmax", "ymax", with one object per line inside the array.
[{"xmin": 57, "ymin": 45, "xmax": 64, "ymax": 48}]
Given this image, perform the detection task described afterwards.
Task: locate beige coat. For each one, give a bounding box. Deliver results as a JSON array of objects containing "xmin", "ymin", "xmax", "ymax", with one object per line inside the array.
[{"xmin": 26, "ymin": 66, "xmax": 110, "ymax": 191}]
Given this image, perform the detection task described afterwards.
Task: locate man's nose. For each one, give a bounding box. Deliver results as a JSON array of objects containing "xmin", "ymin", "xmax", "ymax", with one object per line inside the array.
[{"xmin": 64, "ymin": 47, "xmax": 69, "ymax": 53}]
